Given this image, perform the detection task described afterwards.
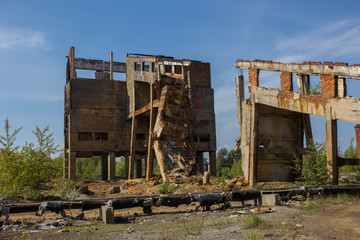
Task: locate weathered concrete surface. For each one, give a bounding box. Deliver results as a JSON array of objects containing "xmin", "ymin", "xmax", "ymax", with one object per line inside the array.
[{"xmin": 236, "ymin": 59, "xmax": 360, "ymax": 186}]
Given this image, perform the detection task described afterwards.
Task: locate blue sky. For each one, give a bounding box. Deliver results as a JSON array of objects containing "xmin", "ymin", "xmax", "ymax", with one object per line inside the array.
[{"xmin": 1, "ymin": 0, "xmax": 360, "ymax": 152}]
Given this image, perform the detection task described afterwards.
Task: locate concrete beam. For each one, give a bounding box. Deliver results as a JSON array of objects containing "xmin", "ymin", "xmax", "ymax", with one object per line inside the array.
[
  {"xmin": 236, "ymin": 60, "xmax": 360, "ymax": 80},
  {"xmin": 72, "ymin": 58, "xmax": 126, "ymax": 73},
  {"xmin": 250, "ymin": 86, "xmax": 360, "ymax": 124}
]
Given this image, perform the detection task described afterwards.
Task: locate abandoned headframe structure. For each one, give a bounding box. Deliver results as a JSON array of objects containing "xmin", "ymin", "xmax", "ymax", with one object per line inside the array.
[
  {"xmin": 64, "ymin": 47, "xmax": 216, "ymax": 181},
  {"xmin": 235, "ymin": 59, "xmax": 360, "ymax": 186}
]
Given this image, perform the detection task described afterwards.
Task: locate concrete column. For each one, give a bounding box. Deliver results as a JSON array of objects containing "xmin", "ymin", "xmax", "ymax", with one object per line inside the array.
[
  {"xmin": 136, "ymin": 159, "xmax": 142, "ymax": 178},
  {"xmin": 249, "ymin": 98, "xmax": 259, "ymax": 187},
  {"xmin": 68, "ymin": 152, "xmax": 76, "ymax": 180},
  {"xmin": 63, "ymin": 152, "xmax": 69, "ymax": 179},
  {"xmin": 326, "ymin": 107, "xmax": 338, "ymax": 185},
  {"xmin": 101, "ymin": 153, "xmax": 108, "ymax": 181},
  {"xmin": 209, "ymin": 151, "xmax": 216, "ymax": 176},
  {"xmin": 355, "ymin": 125, "xmax": 360, "ymax": 158},
  {"xmin": 125, "ymin": 154, "xmax": 129, "ymax": 179},
  {"xmin": 196, "ymin": 152, "xmax": 204, "ymax": 174},
  {"xmin": 108, "ymin": 152, "xmax": 115, "ymax": 180}
]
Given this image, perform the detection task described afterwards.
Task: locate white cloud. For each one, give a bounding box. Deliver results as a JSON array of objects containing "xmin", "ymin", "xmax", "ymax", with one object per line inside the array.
[
  {"xmin": 0, "ymin": 27, "xmax": 46, "ymax": 50},
  {"xmin": 275, "ymin": 20, "xmax": 360, "ymax": 62}
]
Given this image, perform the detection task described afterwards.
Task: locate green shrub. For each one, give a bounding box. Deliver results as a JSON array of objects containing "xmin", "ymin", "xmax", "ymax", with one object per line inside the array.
[
  {"xmin": 292, "ymin": 139, "xmax": 330, "ymax": 186},
  {"xmin": 158, "ymin": 180, "xmax": 178, "ymax": 194},
  {"xmin": 0, "ymin": 119, "xmax": 61, "ymax": 200}
]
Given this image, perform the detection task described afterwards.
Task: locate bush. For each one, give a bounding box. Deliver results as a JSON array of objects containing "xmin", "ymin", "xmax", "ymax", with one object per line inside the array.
[
  {"xmin": 293, "ymin": 139, "xmax": 329, "ymax": 186},
  {"xmin": 0, "ymin": 119, "xmax": 61, "ymax": 200}
]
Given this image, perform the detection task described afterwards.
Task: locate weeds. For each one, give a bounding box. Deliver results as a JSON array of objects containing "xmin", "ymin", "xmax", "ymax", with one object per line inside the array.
[
  {"xmin": 243, "ymin": 215, "xmax": 269, "ymax": 229},
  {"xmin": 297, "ymin": 193, "xmax": 360, "ymax": 211},
  {"xmin": 247, "ymin": 230, "xmax": 261, "ymax": 240},
  {"xmin": 158, "ymin": 180, "xmax": 178, "ymax": 194},
  {"xmin": 183, "ymin": 217, "xmax": 204, "ymax": 235}
]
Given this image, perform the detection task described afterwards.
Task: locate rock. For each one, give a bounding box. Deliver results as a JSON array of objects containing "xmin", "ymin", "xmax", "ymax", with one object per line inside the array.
[
  {"xmin": 296, "ymin": 223, "xmax": 304, "ymax": 228},
  {"xmin": 77, "ymin": 186, "xmax": 90, "ymax": 195},
  {"xmin": 203, "ymin": 171, "xmax": 210, "ymax": 185},
  {"xmin": 109, "ymin": 186, "xmax": 120, "ymax": 194},
  {"xmin": 120, "ymin": 185, "xmax": 128, "ymax": 191}
]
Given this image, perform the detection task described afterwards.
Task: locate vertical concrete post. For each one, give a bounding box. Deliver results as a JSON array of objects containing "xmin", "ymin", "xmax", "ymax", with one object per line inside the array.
[
  {"xmin": 68, "ymin": 152, "xmax": 77, "ymax": 180},
  {"xmin": 209, "ymin": 151, "xmax": 216, "ymax": 176},
  {"xmin": 101, "ymin": 153, "xmax": 108, "ymax": 181},
  {"xmin": 338, "ymin": 77, "xmax": 347, "ymax": 98},
  {"xmin": 235, "ymin": 75, "xmax": 245, "ymax": 125},
  {"xmin": 355, "ymin": 124, "xmax": 360, "ymax": 158},
  {"xmin": 326, "ymin": 107, "xmax": 338, "ymax": 185},
  {"xmin": 125, "ymin": 154, "xmax": 129, "ymax": 179},
  {"xmin": 108, "ymin": 152, "xmax": 115, "ymax": 180},
  {"xmin": 249, "ymin": 96, "xmax": 259, "ymax": 187},
  {"xmin": 63, "ymin": 152, "xmax": 69, "ymax": 179},
  {"xmin": 136, "ymin": 159, "xmax": 142, "ymax": 178},
  {"xmin": 146, "ymin": 81, "xmax": 154, "ymax": 180},
  {"xmin": 196, "ymin": 152, "xmax": 204, "ymax": 174}
]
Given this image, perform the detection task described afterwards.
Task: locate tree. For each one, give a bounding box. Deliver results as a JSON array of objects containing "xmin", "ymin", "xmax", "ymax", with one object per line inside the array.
[
  {"xmin": 216, "ymin": 147, "xmax": 229, "ymax": 176},
  {"xmin": 0, "ymin": 119, "xmax": 61, "ymax": 200}
]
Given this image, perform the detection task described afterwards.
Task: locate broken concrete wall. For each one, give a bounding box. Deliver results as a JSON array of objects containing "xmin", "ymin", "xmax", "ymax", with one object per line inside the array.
[{"xmin": 236, "ymin": 59, "xmax": 360, "ymax": 186}]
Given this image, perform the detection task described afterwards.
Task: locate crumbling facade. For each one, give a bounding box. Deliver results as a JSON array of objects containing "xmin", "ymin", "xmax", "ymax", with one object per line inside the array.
[
  {"xmin": 236, "ymin": 60, "xmax": 360, "ymax": 186},
  {"xmin": 64, "ymin": 47, "xmax": 216, "ymax": 181}
]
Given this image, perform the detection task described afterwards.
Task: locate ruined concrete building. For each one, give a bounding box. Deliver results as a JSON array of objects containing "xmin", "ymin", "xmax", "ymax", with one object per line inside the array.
[
  {"xmin": 236, "ymin": 60, "xmax": 360, "ymax": 186},
  {"xmin": 64, "ymin": 47, "xmax": 216, "ymax": 181}
]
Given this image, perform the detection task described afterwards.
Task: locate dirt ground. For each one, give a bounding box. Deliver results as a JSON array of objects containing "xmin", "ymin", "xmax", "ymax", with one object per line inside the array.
[{"xmin": 1, "ymin": 179, "xmax": 359, "ymax": 240}]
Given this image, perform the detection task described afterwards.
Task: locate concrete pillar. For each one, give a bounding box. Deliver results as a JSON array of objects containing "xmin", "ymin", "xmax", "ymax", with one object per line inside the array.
[
  {"xmin": 197, "ymin": 152, "xmax": 204, "ymax": 173},
  {"xmin": 249, "ymin": 98, "xmax": 259, "ymax": 187},
  {"xmin": 68, "ymin": 152, "xmax": 76, "ymax": 180},
  {"xmin": 209, "ymin": 151, "xmax": 216, "ymax": 176},
  {"xmin": 136, "ymin": 159, "xmax": 142, "ymax": 178},
  {"xmin": 338, "ymin": 77, "xmax": 347, "ymax": 97},
  {"xmin": 326, "ymin": 108, "xmax": 338, "ymax": 185},
  {"xmin": 101, "ymin": 153, "xmax": 108, "ymax": 181},
  {"xmin": 63, "ymin": 152, "xmax": 69, "ymax": 179},
  {"xmin": 355, "ymin": 125, "xmax": 360, "ymax": 158},
  {"xmin": 125, "ymin": 154, "xmax": 129, "ymax": 179},
  {"xmin": 108, "ymin": 152, "xmax": 115, "ymax": 180},
  {"xmin": 100, "ymin": 205, "xmax": 114, "ymax": 224}
]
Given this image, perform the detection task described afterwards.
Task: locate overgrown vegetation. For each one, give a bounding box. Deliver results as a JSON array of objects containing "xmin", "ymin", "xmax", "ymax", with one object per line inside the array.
[
  {"xmin": 292, "ymin": 138, "xmax": 330, "ymax": 186},
  {"xmin": 339, "ymin": 137, "xmax": 360, "ymax": 179},
  {"xmin": 216, "ymin": 147, "xmax": 243, "ymax": 179},
  {"xmin": 158, "ymin": 180, "xmax": 178, "ymax": 194},
  {"xmin": 0, "ymin": 119, "xmax": 62, "ymax": 200},
  {"xmin": 243, "ymin": 215, "xmax": 269, "ymax": 229},
  {"xmin": 298, "ymin": 193, "xmax": 360, "ymax": 211}
]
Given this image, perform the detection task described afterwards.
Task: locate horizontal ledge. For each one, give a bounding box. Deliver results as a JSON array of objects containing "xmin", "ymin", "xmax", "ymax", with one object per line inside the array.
[
  {"xmin": 73, "ymin": 58, "xmax": 126, "ymax": 73},
  {"xmin": 235, "ymin": 60, "xmax": 360, "ymax": 80}
]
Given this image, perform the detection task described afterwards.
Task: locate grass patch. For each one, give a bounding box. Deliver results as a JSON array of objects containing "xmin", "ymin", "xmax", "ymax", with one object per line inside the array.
[
  {"xmin": 243, "ymin": 215, "xmax": 269, "ymax": 229},
  {"xmin": 297, "ymin": 193, "xmax": 360, "ymax": 211},
  {"xmin": 247, "ymin": 230, "xmax": 262, "ymax": 240},
  {"xmin": 158, "ymin": 180, "xmax": 178, "ymax": 194}
]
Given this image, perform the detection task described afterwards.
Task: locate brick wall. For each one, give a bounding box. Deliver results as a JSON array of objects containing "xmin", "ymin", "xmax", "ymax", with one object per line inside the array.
[
  {"xmin": 280, "ymin": 72, "xmax": 293, "ymax": 91},
  {"xmin": 320, "ymin": 74, "xmax": 337, "ymax": 100},
  {"xmin": 249, "ymin": 68, "xmax": 259, "ymax": 86}
]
